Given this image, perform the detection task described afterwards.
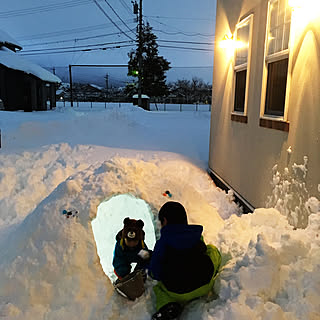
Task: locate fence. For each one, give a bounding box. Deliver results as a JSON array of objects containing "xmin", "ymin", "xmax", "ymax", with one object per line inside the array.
[{"xmin": 56, "ymin": 101, "xmax": 211, "ymax": 112}]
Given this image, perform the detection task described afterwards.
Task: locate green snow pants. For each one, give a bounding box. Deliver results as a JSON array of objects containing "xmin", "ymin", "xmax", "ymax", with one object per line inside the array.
[{"xmin": 153, "ymin": 244, "xmax": 222, "ymax": 311}]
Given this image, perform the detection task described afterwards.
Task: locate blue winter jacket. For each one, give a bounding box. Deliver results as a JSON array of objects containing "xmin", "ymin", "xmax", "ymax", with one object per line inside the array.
[
  {"xmin": 112, "ymin": 230, "xmax": 148, "ymax": 278},
  {"xmin": 149, "ymin": 224, "xmax": 214, "ymax": 294}
]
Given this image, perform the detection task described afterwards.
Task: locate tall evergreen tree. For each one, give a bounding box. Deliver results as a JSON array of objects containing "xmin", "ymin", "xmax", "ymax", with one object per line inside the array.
[{"xmin": 126, "ymin": 22, "xmax": 170, "ymax": 98}]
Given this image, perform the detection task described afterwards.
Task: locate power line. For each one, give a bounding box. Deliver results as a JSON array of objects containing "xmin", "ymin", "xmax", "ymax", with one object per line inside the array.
[
  {"xmin": 18, "ymin": 44, "xmax": 134, "ymax": 56},
  {"xmin": 159, "ymin": 45, "xmax": 212, "ymax": 52},
  {"xmin": 158, "ymin": 40, "xmax": 213, "ymax": 46},
  {"xmin": 146, "ymin": 15, "xmax": 213, "ymax": 22},
  {"xmin": 17, "ymin": 21, "xmax": 134, "ymax": 41},
  {"xmin": 0, "ymin": 0, "xmax": 92, "ymax": 18},
  {"xmin": 21, "ymin": 40, "xmax": 134, "ymax": 53},
  {"xmin": 92, "ymin": 0, "xmax": 135, "ymax": 41},
  {"xmin": 118, "ymin": 0, "xmax": 132, "ymax": 15},
  {"xmin": 23, "ymin": 28, "xmax": 135, "ymax": 48},
  {"xmin": 22, "ymin": 30, "xmax": 135, "ymax": 47},
  {"xmin": 20, "ymin": 43, "xmax": 212, "ymax": 56},
  {"xmin": 42, "ymin": 64, "xmax": 213, "ymax": 69},
  {"xmin": 154, "ymin": 29, "xmax": 214, "ymax": 38},
  {"xmin": 146, "ymin": 17, "xmax": 214, "ymax": 38},
  {"xmin": 20, "ymin": 36, "xmax": 212, "ymax": 53},
  {"xmin": 103, "ymin": 0, "xmax": 135, "ymax": 34}
]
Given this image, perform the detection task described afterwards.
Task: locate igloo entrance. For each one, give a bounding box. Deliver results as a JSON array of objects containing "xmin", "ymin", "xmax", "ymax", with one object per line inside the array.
[{"xmin": 91, "ymin": 194, "xmax": 156, "ymax": 282}]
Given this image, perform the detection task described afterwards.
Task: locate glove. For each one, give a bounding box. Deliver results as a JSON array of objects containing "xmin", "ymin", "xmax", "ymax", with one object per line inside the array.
[{"xmin": 138, "ymin": 249, "xmax": 150, "ymax": 260}]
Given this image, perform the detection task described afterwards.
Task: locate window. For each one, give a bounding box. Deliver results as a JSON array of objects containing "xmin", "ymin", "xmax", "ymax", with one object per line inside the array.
[
  {"xmin": 264, "ymin": 0, "xmax": 292, "ymax": 117},
  {"xmin": 232, "ymin": 15, "xmax": 252, "ymax": 118},
  {"xmin": 234, "ymin": 70, "xmax": 247, "ymax": 112}
]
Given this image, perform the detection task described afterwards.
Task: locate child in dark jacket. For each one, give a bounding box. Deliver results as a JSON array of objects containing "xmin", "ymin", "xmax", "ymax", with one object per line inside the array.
[
  {"xmin": 113, "ymin": 217, "xmax": 150, "ymax": 280},
  {"xmin": 149, "ymin": 201, "xmax": 221, "ymax": 320}
]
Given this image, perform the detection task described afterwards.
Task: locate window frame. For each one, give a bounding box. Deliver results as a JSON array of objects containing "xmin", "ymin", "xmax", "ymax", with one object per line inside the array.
[
  {"xmin": 260, "ymin": 0, "xmax": 293, "ymax": 125},
  {"xmin": 231, "ymin": 14, "xmax": 253, "ymax": 123}
]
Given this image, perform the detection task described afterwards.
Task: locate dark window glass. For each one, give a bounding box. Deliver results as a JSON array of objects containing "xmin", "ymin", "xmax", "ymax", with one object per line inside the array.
[
  {"xmin": 265, "ymin": 58, "xmax": 288, "ymax": 116},
  {"xmin": 234, "ymin": 69, "xmax": 247, "ymax": 112}
]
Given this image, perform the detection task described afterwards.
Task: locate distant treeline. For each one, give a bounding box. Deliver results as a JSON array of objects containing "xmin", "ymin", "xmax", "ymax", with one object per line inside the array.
[{"xmin": 57, "ymin": 77, "xmax": 212, "ymax": 104}]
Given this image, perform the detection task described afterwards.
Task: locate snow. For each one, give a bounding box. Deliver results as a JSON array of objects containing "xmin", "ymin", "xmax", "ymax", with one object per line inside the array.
[
  {"xmin": 0, "ymin": 104, "xmax": 319, "ymax": 320},
  {"xmin": 133, "ymin": 94, "xmax": 150, "ymax": 99},
  {"xmin": 92, "ymin": 194, "xmax": 157, "ymax": 282},
  {"xmin": 0, "ymin": 29, "xmax": 22, "ymax": 50},
  {"xmin": 89, "ymin": 84, "xmax": 103, "ymax": 90},
  {"xmin": 0, "ymin": 47, "xmax": 60, "ymax": 83}
]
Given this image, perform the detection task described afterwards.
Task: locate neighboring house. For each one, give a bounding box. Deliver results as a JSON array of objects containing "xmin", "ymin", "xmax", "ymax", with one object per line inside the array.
[
  {"xmin": 209, "ymin": 0, "xmax": 320, "ymax": 215},
  {"xmin": 0, "ymin": 30, "xmax": 61, "ymax": 111}
]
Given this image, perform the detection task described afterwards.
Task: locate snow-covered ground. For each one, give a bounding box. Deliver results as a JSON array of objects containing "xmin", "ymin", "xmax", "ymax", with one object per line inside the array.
[{"xmin": 0, "ymin": 104, "xmax": 319, "ymax": 320}]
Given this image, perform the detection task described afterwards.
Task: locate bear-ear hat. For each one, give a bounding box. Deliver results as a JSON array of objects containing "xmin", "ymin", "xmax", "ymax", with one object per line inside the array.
[{"xmin": 120, "ymin": 217, "xmax": 145, "ymax": 249}]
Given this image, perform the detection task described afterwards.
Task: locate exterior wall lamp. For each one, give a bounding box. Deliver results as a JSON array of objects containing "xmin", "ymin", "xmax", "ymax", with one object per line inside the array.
[
  {"xmin": 289, "ymin": 0, "xmax": 320, "ymax": 12},
  {"xmin": 219, "ymin": 34, "xmax": 234, "ymax": 49}
]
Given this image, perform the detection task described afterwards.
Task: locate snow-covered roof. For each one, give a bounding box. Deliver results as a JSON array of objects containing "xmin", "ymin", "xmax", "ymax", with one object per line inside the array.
[
  {"xmin": 90, "ymin": 83, "xmax": 103, "ymax": 90},
  {"xmin": 0, "ymin": 30, "xmax": 22, "ymax": 51},
  {"xmin": 0, "ymin": 47, "xmax": 61, "ymax": 83},
  {"xmin": 132, "ymin": 94, "xmax": 150, "ymax": 99}
]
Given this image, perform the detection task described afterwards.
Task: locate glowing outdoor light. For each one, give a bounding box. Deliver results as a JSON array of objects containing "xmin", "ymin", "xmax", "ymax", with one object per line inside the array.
[
  {"xmin": 219, "ymin": 34, "xmax": 234, "ymax": 49},
  {"xmin": 220, "ymin": 34, "xmax": 249, "ymax": 49},
  {"xmin": 288, "ymin": 0, "xmax": 320, "ymax": 11},
  {"xmin": 219, "ymin": 34, "xmax": 249, "ymax": 60},
  {"xmin": 288, "ymin": 0, "xmax": 320, "ymax": 28},
  {"xmin": 288, "ymin": 0, "xmax": 302, "ymax": 8}
]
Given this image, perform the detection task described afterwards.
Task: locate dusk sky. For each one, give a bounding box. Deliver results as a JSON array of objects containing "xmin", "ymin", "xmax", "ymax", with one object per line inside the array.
[{"xmin": 1, "ymin": 0, "xmax": 217, "ymax": 86}]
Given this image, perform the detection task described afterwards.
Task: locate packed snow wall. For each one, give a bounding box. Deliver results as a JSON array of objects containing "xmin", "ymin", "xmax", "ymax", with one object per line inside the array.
[
  {"xmin": 91, "ymin": 194, "xmax": 157, "ymax": 282},
  {"xmin": 0, "ymin": 156, "xmax": 227, "ymax": 319}
]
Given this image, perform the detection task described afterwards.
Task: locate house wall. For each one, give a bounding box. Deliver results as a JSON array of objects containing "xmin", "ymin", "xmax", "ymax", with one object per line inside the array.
[
  {"xmin": 0, "ymin": 65, "xmax": 56, "ymax": 111},
  {"xmin": 209, "ymin": 0, "xmax": 320, "ymax": 209},
  {"xmin": 0, "ymin": 66, "xmax": 26, "ymax": 110}
]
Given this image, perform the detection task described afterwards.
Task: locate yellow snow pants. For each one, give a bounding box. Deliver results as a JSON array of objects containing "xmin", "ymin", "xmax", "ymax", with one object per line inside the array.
[{"xmin": 153, "ymin": 244, "xmax": 222, "ymax": 311}]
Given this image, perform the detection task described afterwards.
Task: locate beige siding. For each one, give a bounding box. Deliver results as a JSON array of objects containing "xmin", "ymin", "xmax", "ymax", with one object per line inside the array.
[{"xmin": 209, "ymin": 0, "xmax": 320, "ymax": 208}]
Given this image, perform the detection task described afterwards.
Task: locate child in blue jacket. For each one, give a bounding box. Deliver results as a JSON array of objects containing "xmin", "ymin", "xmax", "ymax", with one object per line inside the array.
[
  {"xmin": 149, "ymin": 202, "xmax": 221, "ymax": 320},
  {"xmin": 113, "ymin": 217, "xmax": 150, "ymax": 279}
]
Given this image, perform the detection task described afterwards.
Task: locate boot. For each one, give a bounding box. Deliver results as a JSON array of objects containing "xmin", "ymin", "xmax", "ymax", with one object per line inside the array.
[{"xmin": 151, "ymin": 302, "xmax": 183, "ymax": 320}]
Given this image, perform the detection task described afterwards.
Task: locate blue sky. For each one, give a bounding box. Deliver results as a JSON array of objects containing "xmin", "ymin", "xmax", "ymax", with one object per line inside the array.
[{"xmin": 1, "ymin": 0, "xmax": 216, "ymax": 86}]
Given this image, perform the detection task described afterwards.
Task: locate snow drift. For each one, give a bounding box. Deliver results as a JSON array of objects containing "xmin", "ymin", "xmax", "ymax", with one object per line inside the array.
[{"xmin": 0, "ymin": 106, "xmax": 319, "ymax": 319}]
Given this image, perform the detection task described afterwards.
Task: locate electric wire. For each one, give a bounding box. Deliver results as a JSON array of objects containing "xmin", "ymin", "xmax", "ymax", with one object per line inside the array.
[
  {"xmin": 118, "ymin": 0, "xmax": 132, "ymax": 15},
  {"xmin": 0, "ymin": 0, "xmax": 93, "ymax": 18},
  {"xmin": 146, "ymin": 15, "xmax": 212, "ymax": 22},
  {"xmin": 43, "ymin": 65, "xmax": 213, "ymax": 69},
  {"xmin": 22, "ymin": 37, "xmax": 211, "ymax": 49},
  {"xmin": 103, "ymin": 0, "xmax": 135, "ymax": 34},
  {"xmin": 146, "ymin": 17, "xmax": 214, "ymax": 38},
  {"xmin": 158, "ymin": 40, "xmax": 213, "ymax": 46},
  {"xmin": 22, "ymin": 30, "xmax": 135, "ymax": 47},
  {"xmin": 92, "ymin": 0, "xmax": 135, "ymax": 41},
  {"xmin": 18, "ymin": 44, "xmax": 134, "ymax": 56},
  {"xmin": 154, "ymin": 29, "xmax": 214, "ymax": 38},
  {"xmin": 17, "ymin": 21, "xmax": 134, "ymax": 41},
  {"xmin": 19, "ymin": 42, "xmax": 212, "ymax": 54},
  {"xmin": 159, "ymin": 45, "xmax": 212, "ymax": 52},
  {"xmin": 21, "ymin": 40, "xmax": 134, "ymax": 53}
]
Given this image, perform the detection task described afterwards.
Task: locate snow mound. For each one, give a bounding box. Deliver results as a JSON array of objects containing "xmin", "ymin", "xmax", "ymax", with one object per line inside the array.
[
  {"xmin": 0, "ymin": 156, "xmax": 226, "ymax": 319},
  {"xmin": 208, "ymin": 208, "xmax": 320, "ymax": 320}
]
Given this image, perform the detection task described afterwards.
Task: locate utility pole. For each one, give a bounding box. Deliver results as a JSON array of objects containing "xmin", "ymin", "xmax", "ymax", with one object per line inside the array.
[
  {"xmin": 105, "ymin": 73, "xmax": 109, "ymax": 90},
  {"xmin": 105, "ymin": 73, "xmax": 109, "ymax": 102},
  {"xmin": 137, "ymin": 0, "xmax": 143, "ymax": 108},
  {"xmin": 69, "ymin": 65, "xmax": 73, "ymax": 107}
]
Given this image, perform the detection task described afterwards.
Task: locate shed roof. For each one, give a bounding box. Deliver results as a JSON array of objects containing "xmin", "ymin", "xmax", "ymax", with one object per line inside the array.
[
  {"xmin": 0, "ymin": 47, "xmax": 61, "ymax": 83},
  {"xmin": 132, "ymin": 94, "xmax": 150, "ymax": 99},
  {"xmin": 0, "ymin": 30, "xmax": 22, "ymax": 51}
]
